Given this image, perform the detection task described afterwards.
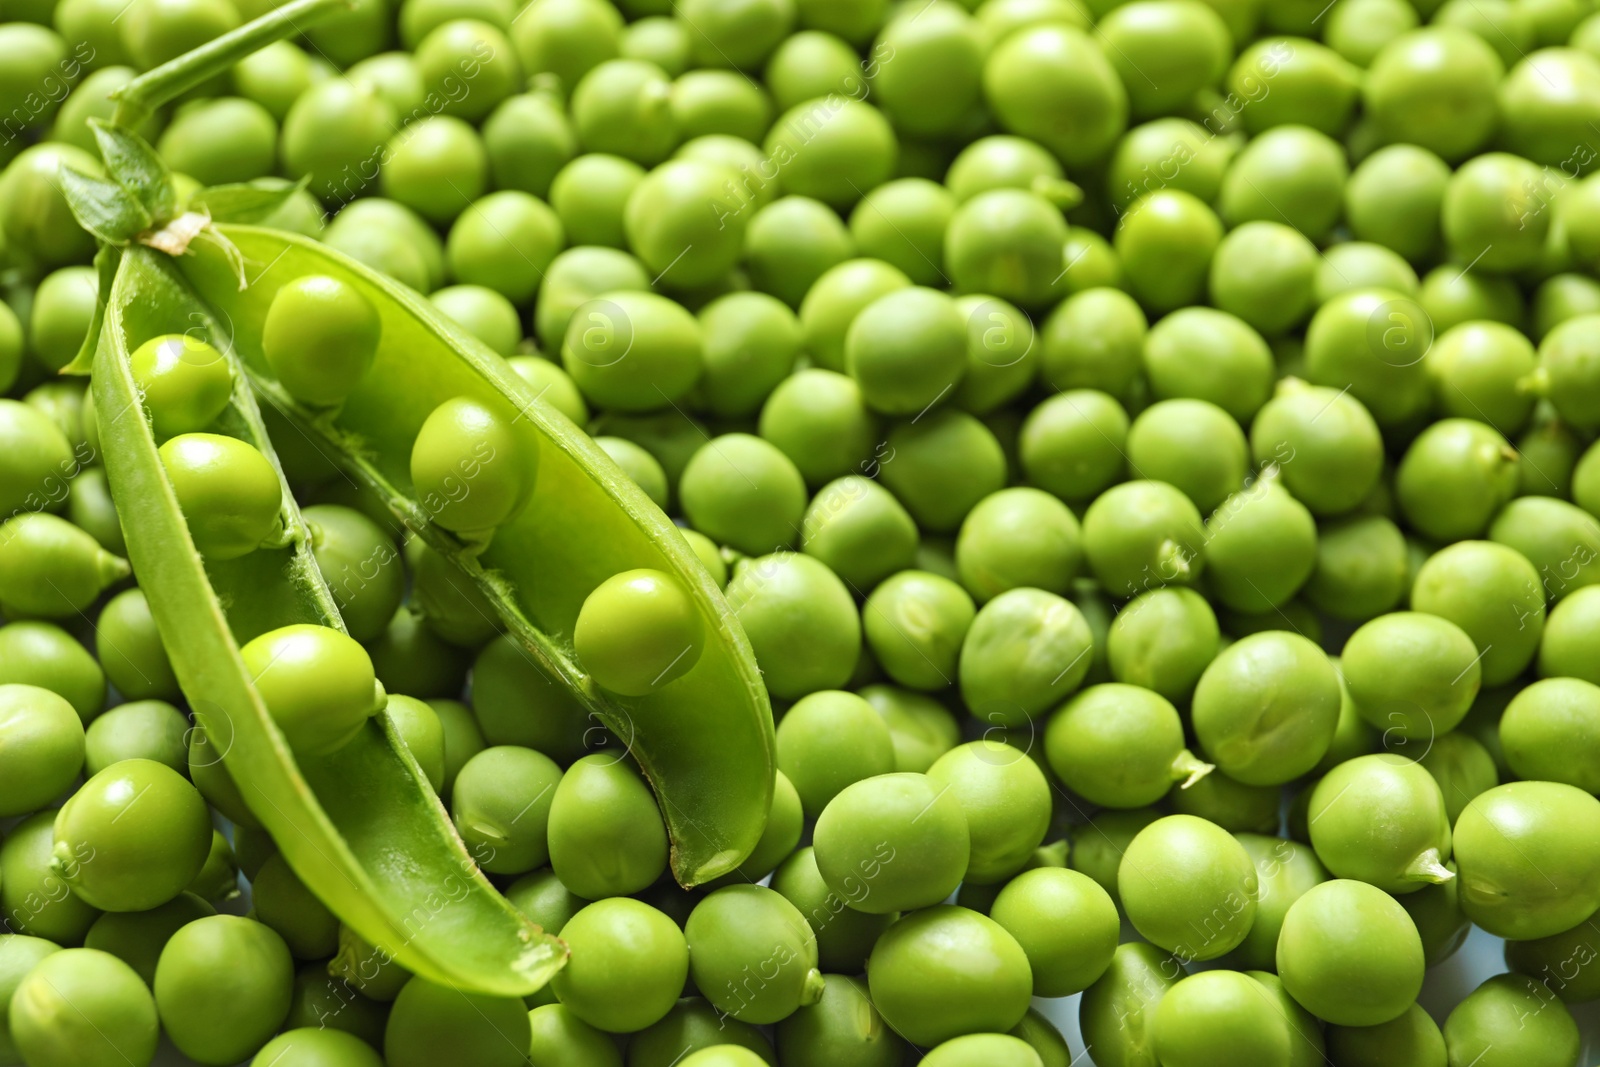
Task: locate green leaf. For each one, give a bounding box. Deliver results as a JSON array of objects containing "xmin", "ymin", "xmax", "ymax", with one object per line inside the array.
[
  {"xmin": 58, "ymin": 167, "xmax": 151, "ymax": 246},
  {"xmin": 90, "ymin": 120, "xmax": 177, "ymax": 223},
  {"xmin": 191, "ymin": 177, "xmax": 308, "ymax": 225}
]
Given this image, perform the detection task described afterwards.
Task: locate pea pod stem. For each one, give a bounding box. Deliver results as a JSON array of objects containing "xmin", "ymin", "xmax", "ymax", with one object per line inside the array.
[
  {"xmin": 110, "ymin": 0, "xmax": 353, "ymax": 127},
  {"xmin": 1171, "ymin": 750, "xmax": 1215, "ymax": 790},
  {"xmin": 1405, "ymin": 848, "xmax": 1457, "ymax": 886}
]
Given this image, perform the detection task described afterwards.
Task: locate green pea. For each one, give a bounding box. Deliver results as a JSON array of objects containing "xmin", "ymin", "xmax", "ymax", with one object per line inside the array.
[
  {"xmin": 1115, "ymin": 189, "xmax": 1223, "ymax": 313},
  {"xmin": 1205, "ymin": 221, "xmax": 1316, "ymax": 338},
  {"xmin": 548, "ymin": 898, "xmax": 685, "ymax": 1034},
  {"xmin": 1344, "ymin": 143, "xmax": 1452, "ymax": 263},
  {"xmin": 1150, "ymin": 970, "xmax": 1290, "ymax": 1067},
  {"xmin": 1119, "ymin": 814, "xmax": 1257, "ymax": 962},
  {"xmin": 446, "ymin": 745, "xmax": 560, "ymax": 875},
  {"xmin": 1308, "ymin": 753, "xmax": 1454, "ymax": 893},
  {"xmin": 284, "ymin": 966, "xmax": 390, "ymax": 1049},
  {"xmin": 1455, "ymin": 781, "xmax": 1600, "ymax": 939},
  {"xmin": 298, "ymin": 504, "xmax": 403, "ymax": 644},
  {"xmin": 1534, "ymin": 274, "xmax": 1600, "ymax": 344},
  {"xmin": 81, "ymin": 897, "xmax": 213, "ymax": 994},
  {"xmin": 9, "ymin": 948, "xmax": 157, "ymax": 1067},
  {"xmin": 1077, "ymin": 942, "xmax": 1182, "ymax": 1067},
  {"xmin": 1364, "ymin": 27, "xmax": 1503, "ymax": 161},
  {"xmin": 870, "ymin": 1, "xmax": 984, "ymax": 136},
  {"xmin": 0, "ymin": 144, "xmax": 100, "ymax": 269},
  {"xmin": 156, "ymin": 96, "xmax": 277, "ymax": 188},
  {"xmin": 1142, "ymin": 308, "xmax": 1275, "ymax": 422},
  {"xmin": 445, "ymin": 191, "xmax": 564, "ymax": 306},
  {"xmin": 877, "ymin": 408, "xmax": 1007, "ymax": 532},
  {"xmin": 1302, "ymin": 289, "xmax": 1434, "ymax": 428},
  {"xmin": 561, "ymin": 289, "xmax": 703, "ymax": 412},
  {"xmin": 799, "ymin": 476, "xmax": 915, "ymax": 590},
  {"xmin": 668, "ymin": 72, "xmax": 772, "ymax": 144},
  {"xmin": 157, "ymin": 432, "xmax": 282, "ymax": 560},
  {"xmin": 775, "ymin": 690, "xmax": 894, "ymax": 818},
  {"xmin": 1103, "ymin": 587, "xmax": 1216, "ymax": 701},
  {"xmin": 1492, "ymin": 495, "xmax": 1600, "ymax": 599},
  {"xmin": 862, "ymin": 570, "xmax": 975, "ymax": 691},
  {"xmin": 1324, "ymin": 1003, "xmax": 1445, "ymax": 1066},
  {"xmin": 1017, "ymin": 388, "xmax": 1129, "ymax": 503},
  {"xmin": 726, "ymin": 553, "xmax": 859, "ymax": 698},
  {"xmin": 619, "ymin": 160, "xmax": 744, "ymax": 291},
  {"xmin": 240, "ymin": 623, "xmax": 384, "ymax": 757},
  {"xmin": 955, "ymin": 488, "xmax": 1080, "ymax": 602},
  {"xmin": 248, "ymin": 853, "xmax": 337, "ymax": 962},
  {"xmin": 1396, "ymin": 418, "xmax": 1520, "ymax": 541},
  {"xmin": 367, "ymin": 605, "xmax": 470, "ymax": 701},
  {"xmin": 766, "ymin": 851, "xmax": 891, "ymax": 977},
  {"xmin": 575, "ymin": 568, "xmax": 705, "ymax": 696},
  {"xmin": 843, "ymin": 179, "xmax": 951, "ymax": 289},
  {"xmin": 811, "ymin": 771, "xmax": 969, "ymax": 913},
  {"xmin": 928, "ymin": 740, "xmax": 1052, "ymax": 883},
  {"xmin": 866, "ymin": 905, "xmax": 1031, "ymax": 1047},
  {"xmin": 1443, "ymin": 974, "xmax": 1580, "ymax": 1067},
  {"xmin": 842, "ymin": 287, "xmax": 967, "ymax": 415},
  {"xmin": 279, "ymin": 79, "xmax": 395, "ymax": 203},
  {"xmin": 341, "ymin": 50, "xmax": 423, "ymax": 120},
  {"xmin": 763, "ymin": 97, "xmax": 897, "ymax": 210},
  {"xmin": 1107, "ymin": 118, "xmax": 1232, "ymax": 212},
  {"xmin": 796, "ymin": 258, "xmax": 911, "ymax": 371},
  {"xmin": 382, "ymin": 975, "xmax": 528, "ymax": 1067},
  {"xmin": 594, "ymin": 436, "xmax": 668, "ymax": 509},
  {"xmin": 125, "ymin": 333, "xmax": 231, "ymax": 440},
  {"xmin": 0, "ymin": 684, "xmax": 82, "ymax": 819},
  {"xmin": 154, "ymin": 915, "xmax": 294, "ymax": 1064},
  {"xmin": 1423, "ymin": 320, "xmax": 1539, "ymax": 437},
  {"xmin": 1316, "ymin": 242, "xmax": 1420, "ymax": 306},
  {"xmin": 774, "ymin": 973, "xmax": 903, "ymax": 1067},
  {"xmin": 1342, "ymin": 610, "xmax": 1482, "ymax": 740},
  {"xmin": 1500, "ymin": 47, "xmax": 1600, "ymax": 168},
  {"xmin": 409, "ymin": 396, "xmax": 538, "ymax": 543},
  {"xmin": 84, "ymin": 697, "xmax": 184, "ymax": 780},
  {"xmin": 504, "ymin": 868, "xmax": 587, "ymax": 937},
  {"xmin": 630, "ymin": 999, "xmax": 774, "ymax": 1067},
  {"xmin": 470, "ymin": 98, "xmax": 574, "ymax": 205},
  {"xmin": 744, "ymin": 196, "xmax": 855, "ymax": 309},
  {"xmin": 1416, "ymin": 732, "xmax": 1499, "ymax": 828},
  {"xmin": 428, "ymin": 285, "xmax": 520, "ymax": 358},
  {"xmin": 763, "ymin": 29, "xmax": 864, "ymax": 111},
  {"xmin": 94, "ymin": 593, "xmax": 177, "ymax": 707},
  {"xmin": 376, "ymin": 114, "xmax": 488, "ymax": 224},
  {"xmin": 1193, "ymin": 631, "xmax": 1340, "ymax": 785},
  {"xmin": 0, "ymin": 513, "xmax": 121, "ymax": 620},
  {"xmin": 1219, "ymin": 835, "xmax": 1324, "ymax": 973},
  {"xmin": 688, "ymin": 292, "xmax": 799, "ymax": 420},
  {"xmin": 1419, "ymin": 264, "xmax": 1525, "ymax": 334},
  {"xmin": 1219, "ymin": 124, "xmax": 1348, "ymax": 243},
  {"xmin": 1440, "ymin": 153, "xmax": 1551, "ymax": 273},
  {"xmin": 1276, "ymin": 879, "xmax": 1426, "ymax": 1027},
  {"xmin": 1126, "ymin": 398, "xmax": 1247, "ymax": 514},
  {"xmin": 1082, "ymin": 480, "xmax": 1206, "ymax": 595},
  {"xmin": 1505, "ymin": 914, "xmax": 1600, "ymax": 1004},
  {"xmin": 547, "ymin": 754, "xmax": 667, "ymax": 898},
  {"xmin": 185, "ymin": 829, "xmax": 237, "ymax": 905},
  {"xmin": 1206, "ymin": 481, "xmax": 1319, "ymax": 612},
  {"xmin": 848, "ymin": 688, "xmax": 951, "ymax": 776},
  {"xmin": 420, "ymin": 698, "xmax": 481, "ymax": 796},
  {"xmin": 508, "ymin": 0, "xmax": 620, "ymax": 90},
  {"xmin": 616, "ymin": 13, "xmax": 689, "ymax": 72},
  {"xmin": 1047, "ymin": 683, "xmax": 1210, "ymax": 807},
  {"xmin": 684, "ymin": 885, "xmax": 823, "ymax": 1025},
  {"xmin": 944, "ymin": 134, "xmax": 1061, "ymax": 202},
  {"xmin": 983, "ymin": 24, "xmax": 1127, "ymax": 165},
  {"xmin": 1171, "ymin": 771, "xmax": 1280, "ymax": 838},
  {"xmin": 507, "ymin": 356, "xmax": 589, "ymax": 429},
  {"xmin": 27, "ymin": 266, "xmax": 96, "ymax": 373},
  {"xmin": 1412, "ymin": 540, "xmax": 1543, "ymax": 685},
  {"xmin": 679, "ymin": 434, "xmax": 804, "ymax": 555},
  {"xmin": 0, "ymin": 620, "xmax": 104, "ymax": 725}
]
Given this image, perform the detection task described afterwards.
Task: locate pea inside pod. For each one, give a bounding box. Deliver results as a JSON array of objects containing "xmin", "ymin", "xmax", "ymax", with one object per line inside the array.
[{"xmin": 178, "ymin": 225, "xmax": 774, "ymax": 888}]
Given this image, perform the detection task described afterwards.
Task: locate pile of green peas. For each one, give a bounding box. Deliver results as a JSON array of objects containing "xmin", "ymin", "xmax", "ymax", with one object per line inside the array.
[{"xmin": 9, "ymin": 0, "xmax": 1600, "ymax": 1061}]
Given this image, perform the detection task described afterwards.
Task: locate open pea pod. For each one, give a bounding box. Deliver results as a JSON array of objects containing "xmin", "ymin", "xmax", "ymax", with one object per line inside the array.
[
  {"xmin": 174, "ymin": 226, "xmax": 775, "ymax": 886},
  {"xmin": 92, "ymin": 243, "xmax": 564, "ymax": 994}
]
